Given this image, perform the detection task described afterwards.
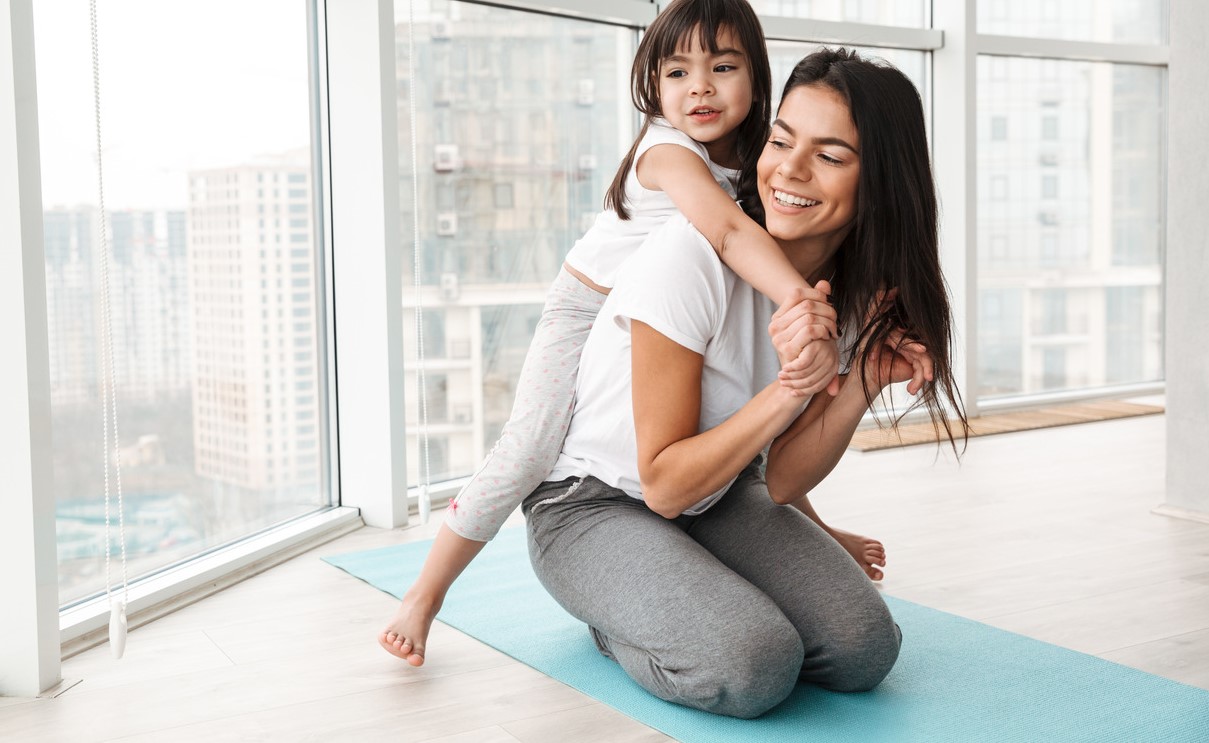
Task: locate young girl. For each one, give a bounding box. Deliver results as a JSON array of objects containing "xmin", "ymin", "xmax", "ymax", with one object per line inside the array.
[{"xmin": 379, "ymin": 0, "xmax": 883, "ymax": 665}]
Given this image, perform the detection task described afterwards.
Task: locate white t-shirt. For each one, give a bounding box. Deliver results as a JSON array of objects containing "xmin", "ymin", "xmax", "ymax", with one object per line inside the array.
[
  {"xmin": 563, "ymin": 118, "xmax": 740, "ymax": 290},
  {"xmin": 549, "ymin": 214, "xmax": 783, "ymax": 514}
]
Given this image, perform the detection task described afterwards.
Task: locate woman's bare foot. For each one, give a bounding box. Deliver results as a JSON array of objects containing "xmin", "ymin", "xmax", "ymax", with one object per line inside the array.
[
  {"xmin": 379, "ymin": 590, "xmax": 441, "ymax": 666},
  {"xmin": 828, "ymin": 528, "xmax": 886, "ymax": 581}
]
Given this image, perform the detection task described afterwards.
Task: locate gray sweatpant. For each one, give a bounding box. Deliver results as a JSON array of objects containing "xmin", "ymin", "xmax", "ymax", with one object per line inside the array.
[{"xmin": 522, "ymin": 464, "xmax": 901, "ymax": 719}]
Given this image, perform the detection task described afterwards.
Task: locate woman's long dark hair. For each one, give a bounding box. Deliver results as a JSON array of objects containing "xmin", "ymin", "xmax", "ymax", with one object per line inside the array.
[
  {"xmin": 604, "ymin": 0, "xmax": 771, "ymax": 220},
  {"xmin": 745, "ymin": 48, "xmax": 968, "ymax": 451}
]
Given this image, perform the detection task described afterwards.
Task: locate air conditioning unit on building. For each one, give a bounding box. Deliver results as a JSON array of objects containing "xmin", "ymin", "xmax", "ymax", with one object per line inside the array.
[
  {"xmin": 1038, "ymin": 210, "xmax": 1060, "ymax": 226},
  {"xmin": 440, "ymin": 271, "xmax": 460, "ymax": 301},
  {"xmin": 453, "ymin": 404, "xmax": 473, "ymax": 424},
  {"xmin": 577, "ymin": 79, "xmax": 595, "ymax": 106},
  {"xmin": 1039, "ymin": 151, "xmax": 1060, "ymax": 166},
  {"xmin": 437, "ymin": 212, "xmax": 458, "ymax": 236},
  {"xmin": 431, "ymin": 18, "xmax": 451, "ymax": 39},
  {"xmin": 434, "ymin": 144, "xmax": 460, "ymax": 172},
  {"xmin": 579, "ymin": 154, "xmax": 598, "ymax": 171}
]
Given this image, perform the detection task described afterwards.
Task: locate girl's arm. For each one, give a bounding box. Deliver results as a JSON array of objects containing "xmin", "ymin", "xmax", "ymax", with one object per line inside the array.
[
  {"xmin": 637, "ymin": 144, "xmax": 814, "ymax": 308},
  {"xmin": 632, "ymin": 319, "xmax": 806, "ymax": 518}
]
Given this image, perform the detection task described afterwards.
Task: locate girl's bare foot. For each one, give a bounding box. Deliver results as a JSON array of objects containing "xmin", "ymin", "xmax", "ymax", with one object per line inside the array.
[
  {"xmin": 828, "ymin": 527, "xmax": 886, "ymax": 581},
  {"xmin": 379, "ymin": 590, "xmax": 441, "ymax": 666}
]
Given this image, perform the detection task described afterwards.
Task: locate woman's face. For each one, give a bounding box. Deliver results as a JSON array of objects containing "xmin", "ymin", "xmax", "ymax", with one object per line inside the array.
[{"xmin": 757, "ymin": 84, "xmax": 860, "ymax": 248}]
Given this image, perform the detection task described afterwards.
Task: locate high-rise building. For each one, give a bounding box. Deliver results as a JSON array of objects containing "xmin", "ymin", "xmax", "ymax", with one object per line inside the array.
[
  {"xmin": 43, "ymin": 206, "xmax": 100, "ymax": 407},
  {"xmin": 187, "ymin": 152, "xmax": 320, "ymax": 497},
  {"xmin": 43, "ymin": 206, "xmax": 191, "ymax": 406},
  {"xmin": 395, "ymin": 5, "xmax": 630, "ymax": 485},
  {"xmin": 109, "ymin": 209, "xmax": 192, "ymax": 401}
]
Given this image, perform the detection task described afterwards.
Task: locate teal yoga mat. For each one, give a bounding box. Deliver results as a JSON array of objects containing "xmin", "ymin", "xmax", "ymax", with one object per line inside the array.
[{"xmin": 324, "ymin": 527, "xmax": 1209, "ymax": 742}]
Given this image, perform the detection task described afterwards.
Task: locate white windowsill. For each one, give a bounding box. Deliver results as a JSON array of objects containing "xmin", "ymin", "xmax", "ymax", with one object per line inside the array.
[{"xmin": 59, "ymin": 506, "xmax": 363, "ymax": 659}]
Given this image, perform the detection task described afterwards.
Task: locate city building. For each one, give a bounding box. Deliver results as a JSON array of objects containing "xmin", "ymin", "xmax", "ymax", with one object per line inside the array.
[{"xmin": 187, "ymin": 152, "xmax": 321, "ymax": 497}]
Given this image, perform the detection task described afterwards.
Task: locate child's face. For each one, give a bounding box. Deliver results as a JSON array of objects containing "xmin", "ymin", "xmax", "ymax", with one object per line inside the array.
[
  {"xmin": 656, "ymin": 25, "xmax": 753, "ymax": 167},
  {"xmin": 757, "ymin": 84, "xmax": 860, "ymax": 249}
]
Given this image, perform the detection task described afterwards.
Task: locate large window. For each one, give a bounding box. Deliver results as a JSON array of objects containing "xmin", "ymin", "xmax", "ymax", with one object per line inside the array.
[
  {"xmin": 35, "ymin": 0, "xmax": 330, "ymax": 606},
  {"xmin": 975, "ymin": 56, "xmax": 1164, "ymax": 398},
  {"xmin": 392, "ymin": 0, "xmax": 1170, "ymax": 490},
  {"xmin": 394, "ymin": 0, "xmax": 634, "ymax": 487}
]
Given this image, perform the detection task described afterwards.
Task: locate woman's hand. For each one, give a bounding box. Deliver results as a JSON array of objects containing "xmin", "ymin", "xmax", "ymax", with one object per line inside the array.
[
  {"xmin": 769, "ymin": 280, "xmax": 840, "ymax": 396},
  {"xmin": 858, "ymin": 289, "xmax": 933, "ymax": 397}
]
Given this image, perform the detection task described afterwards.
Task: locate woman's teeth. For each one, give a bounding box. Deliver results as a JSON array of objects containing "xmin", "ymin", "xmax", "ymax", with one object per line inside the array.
[{"xmin": 774, "ymin": 190, "xmax": 819, "ymax": 207}]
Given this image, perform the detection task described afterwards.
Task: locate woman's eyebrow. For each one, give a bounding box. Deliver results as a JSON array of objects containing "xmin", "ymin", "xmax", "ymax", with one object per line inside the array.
[{"xmin": 771, "ymin": 119, "xmax": 859, "ymax": 153}]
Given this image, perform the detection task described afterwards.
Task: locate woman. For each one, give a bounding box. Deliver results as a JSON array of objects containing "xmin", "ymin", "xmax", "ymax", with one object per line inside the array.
[{"xmin": 522, "ymin": 48, "xmax": 967, "ymax": 719}]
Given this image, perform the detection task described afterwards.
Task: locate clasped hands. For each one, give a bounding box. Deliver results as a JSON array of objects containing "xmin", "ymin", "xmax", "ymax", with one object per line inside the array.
[{"xmin": 769, "ymin": 283, "xmax": 933, "ymax": 398}]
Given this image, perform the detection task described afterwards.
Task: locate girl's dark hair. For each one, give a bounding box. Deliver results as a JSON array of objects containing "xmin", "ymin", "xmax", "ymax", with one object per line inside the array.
[
  {"xmin": 604, "ymin": 0, "xmax": 771, "ymax": 220},
  {"xmin": 747, "ymin": 48, "xmax": 968, "ymax": 451}
]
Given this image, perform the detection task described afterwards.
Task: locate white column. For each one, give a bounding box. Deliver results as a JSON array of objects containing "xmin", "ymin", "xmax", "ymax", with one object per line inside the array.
[
  {"xmin": 931, "ymin": 0, "xmax": 979, "ymax": 417},
  {"xmin": 1, "ymin": 0, "xmax": 61, "ymax": 697},
  {"xmin": 1161, "ymin": 0, "xmax": 1209, "ymax": 520},
  {"xmin": 326, "ymin": 0, "xmax": 410, "ymax": 528}
]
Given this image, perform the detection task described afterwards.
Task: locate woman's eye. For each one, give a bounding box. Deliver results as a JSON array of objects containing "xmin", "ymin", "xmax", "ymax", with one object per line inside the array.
[
  {"xmin": 767, "ymin": 138, "xmax": 790, "ymax": 150},
  {"xmin": 819, "ymin": 153, "xmax": 843, "ymax": 165}
]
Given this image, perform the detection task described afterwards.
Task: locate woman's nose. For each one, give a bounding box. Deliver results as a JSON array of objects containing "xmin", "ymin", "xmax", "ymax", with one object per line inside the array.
[{"xmin": 777, "ymin": 151, "xmax": 812, "ymax": 181}]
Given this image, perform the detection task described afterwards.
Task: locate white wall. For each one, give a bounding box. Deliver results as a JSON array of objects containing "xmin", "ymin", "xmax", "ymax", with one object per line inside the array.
[
  {"xmin": 1, "ymin": 0, "xmax": 61, "ymax": 697},
  {"xmin": 1164, "ymin": 0, "xmax": 1209, "ymax": 518}
]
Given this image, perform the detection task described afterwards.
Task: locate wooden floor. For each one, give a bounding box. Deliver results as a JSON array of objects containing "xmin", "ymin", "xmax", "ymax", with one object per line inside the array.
[{"xmin": 3, "ymin": 403, "xmax": 1207, "ymax": 742}]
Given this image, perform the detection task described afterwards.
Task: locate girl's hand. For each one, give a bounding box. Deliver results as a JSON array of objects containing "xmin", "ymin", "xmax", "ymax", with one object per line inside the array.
[
  {"xmin": 778, "ymin": 338, "xmax": 840, "ymax": 397},
  {"xmin": 768, "ymin": 280, "xmax": 838, "ymax": 368}
]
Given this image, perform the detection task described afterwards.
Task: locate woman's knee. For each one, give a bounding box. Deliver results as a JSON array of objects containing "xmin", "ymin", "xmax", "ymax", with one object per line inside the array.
[
  {"xmin": 678, "ymin": 615, "xmax": 804, "ymax": 718},
  {"xmin": 810, "ymin": 614, "xmax": 902, "ymax": 693}
]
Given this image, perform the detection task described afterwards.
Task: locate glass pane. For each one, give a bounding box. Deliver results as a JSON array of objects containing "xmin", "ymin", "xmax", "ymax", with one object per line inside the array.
[
  {"xmin": 394, "ymin": 1, "xmax": 634, "ymax": 486},
  {"xmin": 976, "ymin": 56, "xmax": 1164, "ymax": 399},
  {"xmin": 35, "ymin": 0, "xmax": 329, "ymax": 606},
  {"xmin": 748, "ymin": 0, "xmax": 926, "ymax": 27},
  {"xmin": 768, "ymin": 41, "xmax": 928, "ymax": 108},
  {"xmin": 977, "ymin": 0, "xmax": 1166, "ymax": 45}
]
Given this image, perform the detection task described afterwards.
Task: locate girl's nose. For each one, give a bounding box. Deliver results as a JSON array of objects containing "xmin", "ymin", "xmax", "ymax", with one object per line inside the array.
[{"xmin": 690, "ymin": 75, "xmax": 715, "ymax": 96}]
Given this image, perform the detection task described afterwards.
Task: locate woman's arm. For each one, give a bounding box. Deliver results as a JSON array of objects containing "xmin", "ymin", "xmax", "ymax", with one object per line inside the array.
[
  {"xmin": 766, "ymin": 325, "xmax": 935, "ymax": 503},
  {"xmin": 764, "ymin": 374, "xmax": 870, "ymax": 503},
  {"xmin": 632, "ymin": 319, "xmax": 806, "ymax": 518}
]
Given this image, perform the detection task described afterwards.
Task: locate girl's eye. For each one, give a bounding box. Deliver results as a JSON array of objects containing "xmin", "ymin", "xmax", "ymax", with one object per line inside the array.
[
  {"xmin": 714, "ymin": 64, "xmax": 737, "ymax": 73},
  {"xmin": 666, "ymin": 69, "xmax": 687, "ymax": 79}
]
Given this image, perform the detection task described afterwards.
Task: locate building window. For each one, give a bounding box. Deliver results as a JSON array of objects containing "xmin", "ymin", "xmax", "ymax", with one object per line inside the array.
[{"xmin": 991, "ymin": 115, "xmax": 1007, "ymax": 140}]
